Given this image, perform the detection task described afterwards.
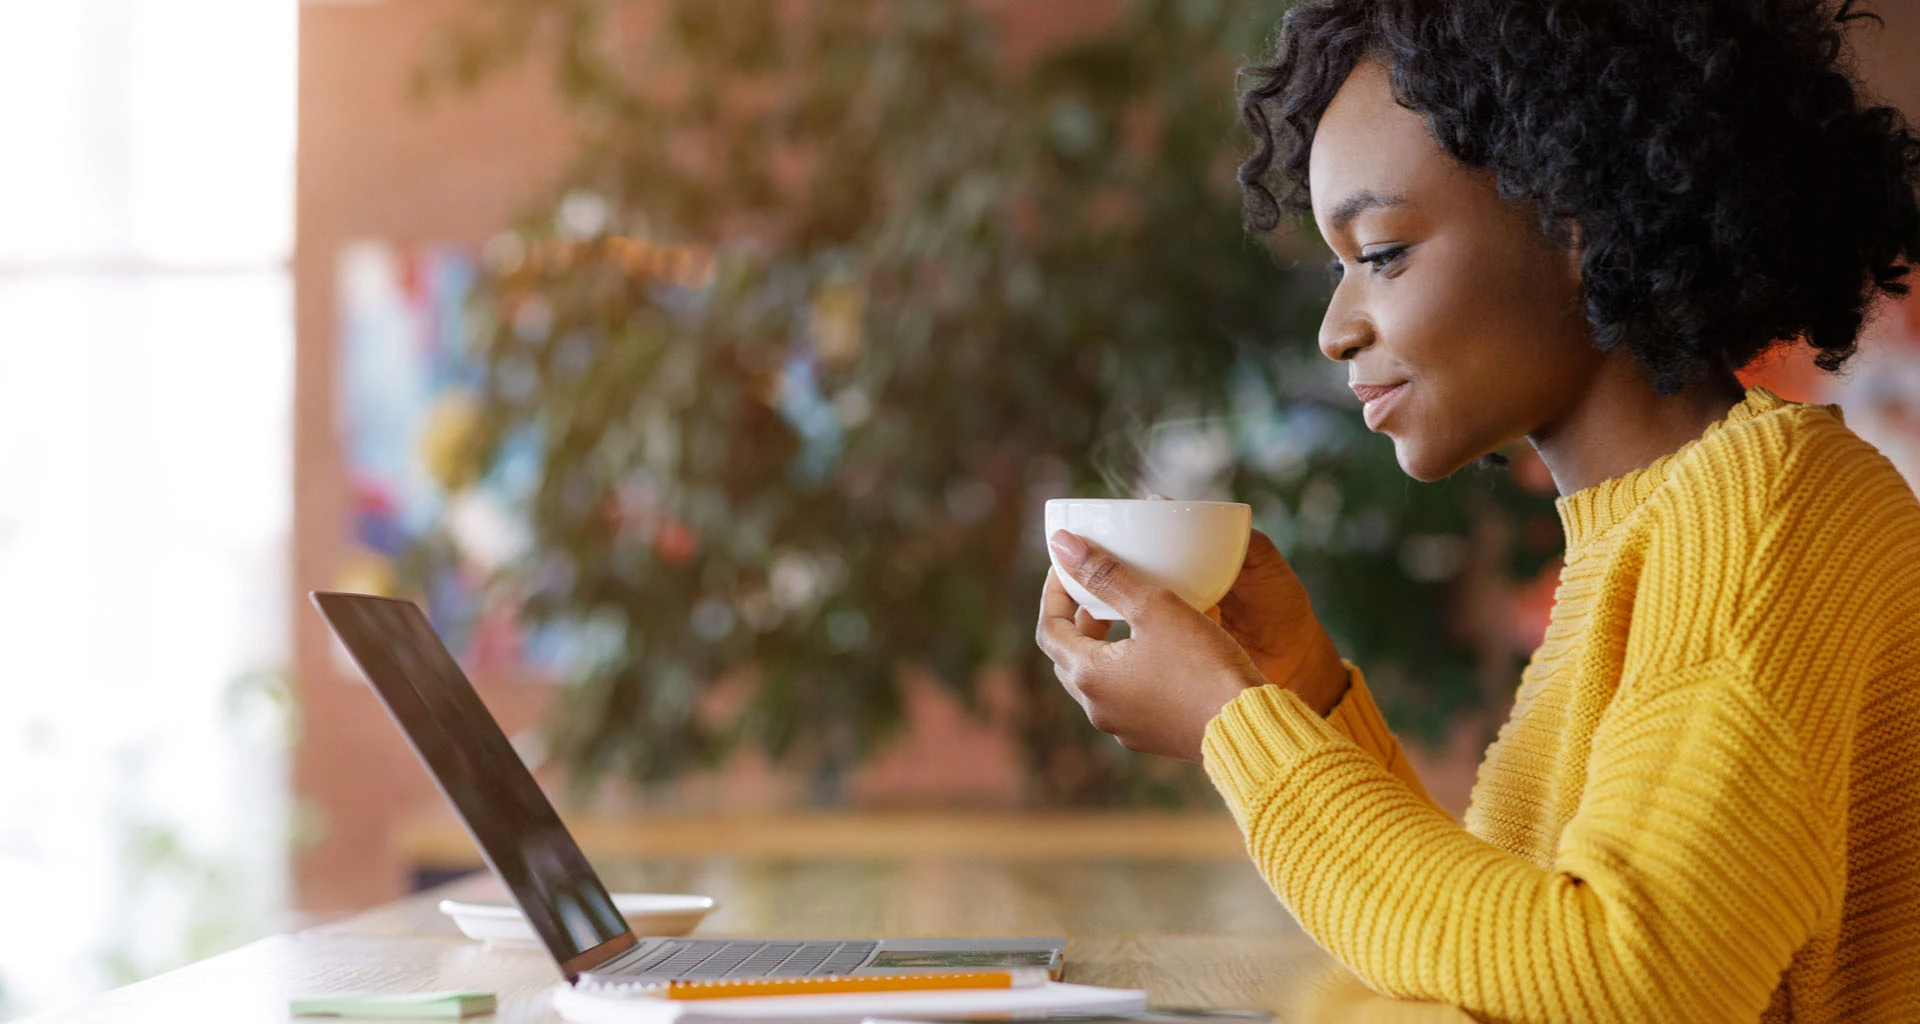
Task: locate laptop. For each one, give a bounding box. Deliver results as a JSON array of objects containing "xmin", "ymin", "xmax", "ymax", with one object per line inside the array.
[{"xmin": 310, "ymin": 591, "xmax": 1065, "ymax": 987}]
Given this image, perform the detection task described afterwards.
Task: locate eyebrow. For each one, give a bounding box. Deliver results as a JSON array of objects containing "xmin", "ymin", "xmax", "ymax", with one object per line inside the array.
[{"xmin": 1326, "ymin": 189, "xmax": 1409, "ymax": 235}]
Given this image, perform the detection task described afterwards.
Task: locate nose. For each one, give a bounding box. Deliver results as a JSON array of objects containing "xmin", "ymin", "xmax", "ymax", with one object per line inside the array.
[{"xmin": 1317, "ymin": 294, "xmax": 1372, "ymax": 362}]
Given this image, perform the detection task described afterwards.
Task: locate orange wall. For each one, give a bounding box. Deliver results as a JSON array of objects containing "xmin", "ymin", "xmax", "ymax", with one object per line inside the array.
[{"xmin": 294, "ymin": 0, "xmax": 576, "ymax": 912}]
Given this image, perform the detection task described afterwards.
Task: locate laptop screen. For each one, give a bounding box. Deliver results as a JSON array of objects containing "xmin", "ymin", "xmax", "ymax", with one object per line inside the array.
[{"xmin": 311, "ymin": 592, "xmax": 631, "ymax": 975}]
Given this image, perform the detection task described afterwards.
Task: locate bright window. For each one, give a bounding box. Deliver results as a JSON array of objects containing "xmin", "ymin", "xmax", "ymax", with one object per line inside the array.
[{"xmin": 0, "ymin": 0, "xmax": 295, "ymax": 1016}]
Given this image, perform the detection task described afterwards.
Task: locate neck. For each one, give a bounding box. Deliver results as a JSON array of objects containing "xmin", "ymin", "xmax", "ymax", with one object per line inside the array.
[{"xmin": 1530, "ymin": 355, "xmax": 1748, "ymax": 496}]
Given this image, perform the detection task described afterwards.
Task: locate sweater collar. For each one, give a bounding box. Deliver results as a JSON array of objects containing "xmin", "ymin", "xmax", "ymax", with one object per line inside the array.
[{"xmin": 1554, "ymin": 386, "xmax": 1786, "ymax": 554}]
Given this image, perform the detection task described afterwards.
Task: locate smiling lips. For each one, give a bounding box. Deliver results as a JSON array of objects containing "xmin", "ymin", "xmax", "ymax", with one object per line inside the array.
[
  {"xmin": 1349, "ymin": 382, "xmax": 1404, "ymax": 403},
  {"xmin": 1351, "ymin": 380, "xmax": 1409, "ymax": 431}
]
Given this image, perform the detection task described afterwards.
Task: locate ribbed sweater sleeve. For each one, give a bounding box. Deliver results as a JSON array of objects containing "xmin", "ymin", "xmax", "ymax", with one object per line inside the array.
[
  {"xmin": 1320, "ymin": 661, "xmax": 1446, "ymax": 818},
  {"xmin": 1203, "ymin": 658, "xmax": 1841, "ymax": 1024}
]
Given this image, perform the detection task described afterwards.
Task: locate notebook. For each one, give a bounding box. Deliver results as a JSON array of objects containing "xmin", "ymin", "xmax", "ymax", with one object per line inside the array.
[{"xmin": 550, "ymin": 980, "xmax": 1150, "ymax": 1023}]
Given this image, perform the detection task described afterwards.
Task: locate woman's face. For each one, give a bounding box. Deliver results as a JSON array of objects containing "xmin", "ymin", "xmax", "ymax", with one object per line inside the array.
[{"xmin": 1309, "ymin": 59, "xmax": 1600, "ymax": 482}]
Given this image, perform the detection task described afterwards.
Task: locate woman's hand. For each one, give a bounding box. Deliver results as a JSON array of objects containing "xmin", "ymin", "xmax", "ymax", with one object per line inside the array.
[
  {"xmin": 1036, "ymin": 530, "xmax": 1269, "ymax": 761},
  {"xmin": 1216, "ymin": 530, "xmax": 1351, "ymax": 715}
]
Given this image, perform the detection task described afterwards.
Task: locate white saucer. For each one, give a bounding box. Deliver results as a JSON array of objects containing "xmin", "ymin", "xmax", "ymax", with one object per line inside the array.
[{"xmin": 438, "ymin": 892, "xmax": 719, "ymax": 946}]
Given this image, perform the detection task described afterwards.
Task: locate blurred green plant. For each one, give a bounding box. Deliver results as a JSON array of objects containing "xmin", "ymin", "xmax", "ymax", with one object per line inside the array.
[{"xmin": 416, "ymin": 0, "xmax": 1561, "ymax": 805}]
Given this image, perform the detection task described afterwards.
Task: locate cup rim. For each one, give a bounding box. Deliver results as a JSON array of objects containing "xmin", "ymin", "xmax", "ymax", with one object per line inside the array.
[{"xmin": 1044, "ymin": 497, "xmax": 1250, "ymax": 509}]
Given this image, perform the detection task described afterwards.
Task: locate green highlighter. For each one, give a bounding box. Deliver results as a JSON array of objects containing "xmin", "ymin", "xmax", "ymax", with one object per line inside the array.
[{"xmin": 290, "ymin": 991, "xmax": 497, "ymax": 1019}]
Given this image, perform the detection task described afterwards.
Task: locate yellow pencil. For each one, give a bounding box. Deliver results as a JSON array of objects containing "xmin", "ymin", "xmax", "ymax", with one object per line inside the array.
[{"xmin": 645, "ymin": 968, "xmax": 1050, "ymax": 1001}]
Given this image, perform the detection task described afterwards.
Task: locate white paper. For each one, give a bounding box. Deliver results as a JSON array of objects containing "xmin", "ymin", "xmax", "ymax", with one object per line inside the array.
[{"xmin": 551, "ymin": 980, "xmax": 1149, "ymax": 1024}]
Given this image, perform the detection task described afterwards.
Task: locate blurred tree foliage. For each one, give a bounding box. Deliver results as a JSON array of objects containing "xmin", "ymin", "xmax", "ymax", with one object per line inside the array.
[{"xmin": 417, "ymin": 0, "xmax": 1562, "ymax": 805}]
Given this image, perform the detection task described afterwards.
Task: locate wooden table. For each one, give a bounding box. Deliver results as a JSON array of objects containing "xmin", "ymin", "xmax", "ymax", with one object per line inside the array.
[{"xmin": 29, "ymin": 856, "xmax": 1473, "ymax": 1023}]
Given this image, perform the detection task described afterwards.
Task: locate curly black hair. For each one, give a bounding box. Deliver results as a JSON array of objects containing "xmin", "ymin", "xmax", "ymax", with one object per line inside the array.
[{"xmin": 1236, "ymin": 0, "xmax": 1920, "ymax": 394}]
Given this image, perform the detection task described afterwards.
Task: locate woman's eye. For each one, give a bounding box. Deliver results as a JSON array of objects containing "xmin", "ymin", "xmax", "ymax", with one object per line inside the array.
[
  {"xmin": 1326, "ymin": 245, "xmax": 1407, "ymax": 286},
  {"xmin": 1357, "ymin": 245, "xmax": 1407, "ymax": 274}
]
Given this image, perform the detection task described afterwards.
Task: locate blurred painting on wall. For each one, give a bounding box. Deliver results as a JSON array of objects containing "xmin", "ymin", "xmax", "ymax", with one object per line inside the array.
[{"xmin": 335, "ymin": 240, "xmax": 567, "ymax": 679}]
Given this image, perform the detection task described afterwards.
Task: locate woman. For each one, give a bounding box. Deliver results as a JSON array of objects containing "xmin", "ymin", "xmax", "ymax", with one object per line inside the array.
[{"xmin": 1035, "ymin": 1, "xmax": 1920, "ymax": 1021}]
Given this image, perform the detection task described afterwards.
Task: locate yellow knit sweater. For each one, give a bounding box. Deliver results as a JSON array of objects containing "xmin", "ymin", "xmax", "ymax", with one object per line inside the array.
[{"xmin": 1203, "ymin": 387, "xmax": 1920, "ymax": 1023}]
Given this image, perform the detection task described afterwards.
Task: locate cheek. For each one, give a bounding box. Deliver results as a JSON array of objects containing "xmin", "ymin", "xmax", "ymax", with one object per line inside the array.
[
  {"xmin": 1373, "ymin": 246, "xmax": 1512, "ymax": 377},
  {"xmin": 1372, "ymin": 253, "xmax": 1585, "ymax": 474},
  {"xmin": 1374, "ymin": 270, "xmax": 1508, "ymax": 411}
]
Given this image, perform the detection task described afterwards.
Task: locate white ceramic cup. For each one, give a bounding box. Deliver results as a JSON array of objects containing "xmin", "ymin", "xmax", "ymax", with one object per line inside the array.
[{"xmin": 1044, "ymin": 498, "xmax": 1253, "ymax": 621}]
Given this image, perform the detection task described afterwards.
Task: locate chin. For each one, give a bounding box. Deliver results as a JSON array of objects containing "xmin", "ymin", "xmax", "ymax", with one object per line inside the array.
[{"xmin": 1391, "ymin": 436, "xmax": 1477, "ymax": 482}]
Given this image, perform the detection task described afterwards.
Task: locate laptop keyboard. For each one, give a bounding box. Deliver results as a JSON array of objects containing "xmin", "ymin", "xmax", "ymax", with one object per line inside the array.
[{"xmin": 599, "ymin": 940, "xmax": 879, "ymax": 980}]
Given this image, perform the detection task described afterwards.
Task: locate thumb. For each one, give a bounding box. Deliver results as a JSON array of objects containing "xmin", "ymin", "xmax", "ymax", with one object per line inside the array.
[
  {"xmin": 1049, "ymin": 530, "xmax": 1158, "ymax": 618},
  {"xmin": 1238, "ymin": 529, "xmax": 1287, "ymax": 578}
]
